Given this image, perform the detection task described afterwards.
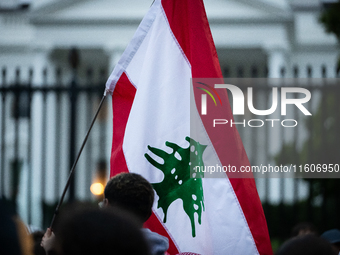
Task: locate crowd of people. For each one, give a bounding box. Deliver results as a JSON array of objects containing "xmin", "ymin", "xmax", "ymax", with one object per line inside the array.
[
  {"xmin": 1, "ymin": 172, "xmax": 340, "ymax": 255},
  {"xmin": 1, "ymin": 173, "xmax": 166, "ymax": 255},
  {"xmin": 276, "ymin": 222, "xmax": 340, "ymax": 255}
]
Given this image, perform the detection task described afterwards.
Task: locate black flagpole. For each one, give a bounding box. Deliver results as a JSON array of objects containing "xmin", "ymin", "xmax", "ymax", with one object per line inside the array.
[{"xmin": 49, "ymin": 91, "xmax": 108, "ymax": 229}]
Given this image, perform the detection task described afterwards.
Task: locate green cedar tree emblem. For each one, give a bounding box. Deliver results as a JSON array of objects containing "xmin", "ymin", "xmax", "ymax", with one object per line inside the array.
[{"xmin": 144, "ymin": 136, "xmax": 207, "ymax": 237}]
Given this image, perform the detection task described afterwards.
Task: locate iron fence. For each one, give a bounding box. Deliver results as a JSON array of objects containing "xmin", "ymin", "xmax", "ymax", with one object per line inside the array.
[
  {"xmin": 0, "ymin": 66, "xmax": 110, "ymax": 228},
  {"xmin": 0, "ymin": 65, "xmax": 340, "ymax": 243}
]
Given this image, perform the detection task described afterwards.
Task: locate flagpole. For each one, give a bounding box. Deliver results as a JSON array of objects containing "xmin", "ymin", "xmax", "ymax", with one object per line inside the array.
[{"xmin": 49, "ymin": 90, "xmax": 109, "ymax": 230}]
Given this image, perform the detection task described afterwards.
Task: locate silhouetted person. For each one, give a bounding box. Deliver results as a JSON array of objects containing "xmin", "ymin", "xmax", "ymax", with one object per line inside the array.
[
  {"xmin": 0, "ymin": 199, "xmax": 22, "ymax": 255},
  {"xmin": 0, "ymin": 198, "xmax": 33, "ymax": 255},
  {"xmin": 42, "ymin": 203, "xmax": 150, "ymax": 255},
  {"xmin": 276, "ymin": 234, "xmax": 337, "ymax": 255},
  {"xmin": 291, "ymin": 222, "xmax": 318, "ymax": 237},
  {"xmin": 321, "ymin": 229, "xmax": 340, "ymax": 254},
  {"xmin": 103, "ymin": 172, "xmax": 169, "ymax": 255}
]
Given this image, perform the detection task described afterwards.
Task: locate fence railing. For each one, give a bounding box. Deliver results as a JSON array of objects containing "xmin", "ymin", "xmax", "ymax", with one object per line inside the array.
[
  {"xmin": 1, "ymin": 66, "xmax": 340, "ymax": 242},
  {"xmin": 229, "ymin": 80, "xmax": 340, "ymax": 241},
  {"xmin": 0, "ymin": 66, "xmax": 111, "ymax": 228}
]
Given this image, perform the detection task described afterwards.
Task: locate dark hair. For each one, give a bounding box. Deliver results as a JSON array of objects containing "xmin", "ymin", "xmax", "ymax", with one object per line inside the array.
[
  {"xmin": 276, "ymin": 235, "xmax": 337, "ymax": 255},
  {"xmin": 0, "ymin": 199, "xmax": 22, "ymax": 255},
  {"xmin": 291, "ymin": 222, "xmax": 318, "ymax": 237},
  {"xmin": 55, "ymin": 204, "xmax": 150, "ymax": 255},
  {"xmin": 104, "ymin": 173, "xmax": 154, "ymax": 222}
]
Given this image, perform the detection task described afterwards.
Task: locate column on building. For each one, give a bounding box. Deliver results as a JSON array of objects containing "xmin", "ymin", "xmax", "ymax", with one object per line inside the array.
[
  {"xmin": 28, "ymin": 44, "xmax": 54, "ymax": 228},
  {"xmin": 265, "ymin": 46, "xmax": 289, "ymax": 78},
  {"xmin": 85, "ymin": 46, "xmax": 125, "ymax": 193}
]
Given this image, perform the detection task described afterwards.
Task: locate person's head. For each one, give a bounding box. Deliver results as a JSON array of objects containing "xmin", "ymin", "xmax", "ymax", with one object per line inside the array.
[
  {"xmin": 321, "ymin": 229, "xmax": 340, "ymax": 253},
  {"xmin": 276, "ymin": 234, "xmax": 337, "ymax": 255},
  {"xmin": 55, "ymin": 203, "xmax": 150, "ymax": 255},
  {"xmin": 0, "ymin": 199, "xmax": 22, "ymax": 255},
  {"xmin": 0, "ymin": 198, "xmax": 33, "ymax": 255},
  {"xmin": 103, "ymin": 172, "xmax": 154, "ymax": 223},
  {"xmin": 291, "ymin": 222, "xmax": 318, "ymax": 237}
]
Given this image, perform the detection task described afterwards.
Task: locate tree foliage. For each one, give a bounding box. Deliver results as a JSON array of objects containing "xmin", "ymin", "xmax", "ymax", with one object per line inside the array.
[{"xmin": 319, "ymin": 1, "xmax": 340, "ymax": 73}]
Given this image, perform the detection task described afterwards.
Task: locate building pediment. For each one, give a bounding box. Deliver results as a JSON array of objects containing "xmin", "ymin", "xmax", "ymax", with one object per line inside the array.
[
  {"xmin": 29, "ymin": 0, "xmax": 292, "ymax": 26},
  {"xmin": 29, "ymin": 0, "xmax": 151, "ymax": 25}
]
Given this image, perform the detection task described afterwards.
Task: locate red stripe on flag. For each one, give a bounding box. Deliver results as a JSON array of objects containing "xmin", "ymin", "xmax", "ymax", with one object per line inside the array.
[
  {"xmin": 110, "ymin": 72, "xmax": 136, "ymax": 176},
  {"xmin": 145, "ymin": 212, "xmax": 180, "ymax": 254},
  {"xmin": 161, "ymin": 0, "xmax": 272, "ymax": 254},
  {"xmin": 110, "ymin": 72, "xmax": 179, "ymax": 254},
  {"xmin": 161, "ymin": 0, "xmax": 222, "ymax": 79}
]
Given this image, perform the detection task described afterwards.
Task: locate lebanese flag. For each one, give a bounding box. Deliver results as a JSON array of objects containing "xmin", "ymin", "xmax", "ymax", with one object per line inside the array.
[{"xmin": 105, "ymin": 0, "xmax": 272, "ymax": 254}]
